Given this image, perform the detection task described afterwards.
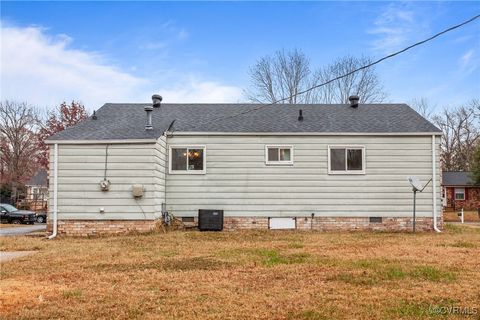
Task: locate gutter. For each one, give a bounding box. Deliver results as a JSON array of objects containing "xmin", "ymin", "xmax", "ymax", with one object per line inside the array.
[
  {"xmin": 432, "ymin": 135, "xmax": 441, "ymax": 233},
  {"xmin": 48, "ymin": 143, "xmax": 58, "ymax": 239},
  {"xmin": 169, "ymin": 131, "xmax": 443, "ymax": 136},
  {"xmin": 45, "ymin": 139, "xmax": 157, "ymax": 145}
]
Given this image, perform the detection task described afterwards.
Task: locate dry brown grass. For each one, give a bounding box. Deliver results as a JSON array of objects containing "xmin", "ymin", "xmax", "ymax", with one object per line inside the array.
[
  {"xmin": 1, "ymin": 226, "xmax": 479, "ymax": 319},
  {"xmin": 0, "ymin": 223, "xmax": 33, "ymax": 229},
  {"xmin": 444, "ymin": 210, "xmax": 480, "ymax": 222}
]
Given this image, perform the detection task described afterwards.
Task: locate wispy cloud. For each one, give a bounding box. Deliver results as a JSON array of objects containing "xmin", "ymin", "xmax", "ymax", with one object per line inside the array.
[
  {"xmin": 1, "ymin": 23, "xmax": 242, "ymax": 110},
  {"xmin": 368, "ymin": 3, "xmax": 428, "ymax": 54},
  {"xmin": 459, "ymin": 49, "xmax": 479, "ymax": 74},
  {"xmin": 159, "ymin": 76, "xmax": 242, "ymax": 103}
]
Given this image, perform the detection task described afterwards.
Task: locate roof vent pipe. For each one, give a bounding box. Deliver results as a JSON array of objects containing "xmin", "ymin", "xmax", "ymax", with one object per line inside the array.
[
  {"xmin": 349, "ymin": 95, "xmax": 359, "ymax": 108},
  {"xmin": 145, "ymin": 105, "xmax": 153, "ymax": 130},
  {"xmin": 152, "ymin": 94, "xmax": 162, "ymax": 108},
  {"xmin": 298, "ymin": 109, "xmax": 304, "ymax": 121}
]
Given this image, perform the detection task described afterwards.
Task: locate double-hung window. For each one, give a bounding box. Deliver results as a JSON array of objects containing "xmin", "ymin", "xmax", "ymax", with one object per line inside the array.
[
  {"xmin": 454, "ymin": 188, "xmax": 465, "ymax": 200},
  {"xmin": 328, "ymin": 146, "xmax": 365, "ymax": 174},
  {"xmin": 169, "ymin": 146, "xmax": 206, "ymax": 174},
  {"xmin": 265, "ymin": 145, "xmax": 293, "ymax": 165}
]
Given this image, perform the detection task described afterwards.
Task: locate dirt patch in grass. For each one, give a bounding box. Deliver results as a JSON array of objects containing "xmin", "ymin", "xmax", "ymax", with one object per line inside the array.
[{"xmin": 1, "ymin": 228, "xmax": 479, "ymax": 319}]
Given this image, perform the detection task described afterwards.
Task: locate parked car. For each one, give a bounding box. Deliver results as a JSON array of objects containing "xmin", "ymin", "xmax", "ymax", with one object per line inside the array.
[
  {"xmin": 35, "ymin": 212, "xmax": 47, "ymax": 223},
  {"xmin": 0, "ymin": 203, "xmax": 36, "ymax": 224}
]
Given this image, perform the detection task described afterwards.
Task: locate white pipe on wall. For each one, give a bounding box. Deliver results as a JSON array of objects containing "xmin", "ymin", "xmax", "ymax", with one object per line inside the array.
[
  {"xmin": 432, "ymin": 135, "xmax": 441, "ymax": 233},
  {"xmin": 48, "ymin": 143, "xmax": 58, "ymax": 239}
]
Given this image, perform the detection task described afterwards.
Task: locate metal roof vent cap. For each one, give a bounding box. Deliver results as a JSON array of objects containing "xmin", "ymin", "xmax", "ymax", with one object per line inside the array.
[
  {"xmin": 152, "ymin": 94, "xmax": 162, "ymax": 108},
  {"xmin": 144, "ymin": 105, "xmax": 153, "ymax": 130},
  {"xmin": 349, "ymin": 95, "xmax": 359, "ymax": 108},
  {"xmin": 298, "ymin": 109, "xmax": 304, "ymax": 121}
]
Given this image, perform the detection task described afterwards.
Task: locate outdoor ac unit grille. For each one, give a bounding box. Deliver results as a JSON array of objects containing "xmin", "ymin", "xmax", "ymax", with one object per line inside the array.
[{"xmin": 198, "ymin": 209, "xmax": 224, "ymax": 231}]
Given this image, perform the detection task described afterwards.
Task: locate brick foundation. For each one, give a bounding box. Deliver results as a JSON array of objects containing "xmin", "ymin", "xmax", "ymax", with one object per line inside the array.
[
  {"xmin": 223, "ymin": 217, "xmax": 438, "ymax": 232},
  {"xmin": 206, "ymin": 216, "xmax": 440, "ymax": 232},
  {"xmin": 48, "ymin": 216, "xmax": 442, "ymax": 236},
  {"xmin": 47, "ymin": 220, "xmax": 158, "ymax": 237}
]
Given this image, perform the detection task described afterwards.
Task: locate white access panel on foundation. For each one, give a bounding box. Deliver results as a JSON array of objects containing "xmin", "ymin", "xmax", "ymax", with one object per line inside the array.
[{"xmin": 269, "ymin": 217, "xmax": 296, "ymax": 229}]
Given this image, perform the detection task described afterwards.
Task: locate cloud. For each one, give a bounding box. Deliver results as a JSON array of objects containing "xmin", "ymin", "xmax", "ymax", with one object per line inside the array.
[
  {"xmin": 1, "ymin": 23, "xmax": 147, "ymax": 109},
  {"xmin": 459, "ymin": 49, "xmax": 478, "ymax": 74},
  {"xmin": 177, "ymin": 29, "xmax": 189, "ymax": 40},
  {"xmin": 1, "ymin": 23, "xmax": 242, "ymax": 110},
  {"xmin": 368, "ymin": 3, "xmax": 426, "ymax": 54},
  {"xmin": 158, "ymin": 76, "xmax": 242, "ymax": 103}
]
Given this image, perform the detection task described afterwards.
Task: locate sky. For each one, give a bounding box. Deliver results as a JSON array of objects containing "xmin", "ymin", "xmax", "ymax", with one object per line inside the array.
[{"xmin": 1, "ymin": 1, "xmax": 479, "ymax": 112}]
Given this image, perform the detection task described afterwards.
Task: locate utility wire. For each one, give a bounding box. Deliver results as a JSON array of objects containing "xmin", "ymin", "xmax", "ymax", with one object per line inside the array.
[{"xmin": 186, "ymin": 13, "xmax": 480, "ymax": 128}]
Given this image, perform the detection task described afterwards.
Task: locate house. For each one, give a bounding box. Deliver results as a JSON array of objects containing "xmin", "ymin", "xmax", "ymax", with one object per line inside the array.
[
  {"xmin": 46, "ymin": 95, "xmax": 442, "ymax": 236},
  {"xmin": 442, "ymin": 171, "xmax": 480, "ymax": 210},
  {"xmin": 24, "ymin": 169, "xmax": 48, "ymax": 211}
]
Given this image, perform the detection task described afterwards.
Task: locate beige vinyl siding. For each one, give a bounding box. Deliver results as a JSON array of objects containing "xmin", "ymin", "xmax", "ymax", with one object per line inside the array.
[
  {"xmin": 49, "ymin": 142, "xmax": 161, "ymax": 220},
  {"xmin": 166, "ymin": 135, "xmax": 441, "ymax": 218}
]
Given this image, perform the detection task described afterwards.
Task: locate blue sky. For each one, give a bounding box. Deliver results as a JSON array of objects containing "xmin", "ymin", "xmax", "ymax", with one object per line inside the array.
[{"xmin": 1, "ymin": 1, "xmax": 479, "ymax": 111}]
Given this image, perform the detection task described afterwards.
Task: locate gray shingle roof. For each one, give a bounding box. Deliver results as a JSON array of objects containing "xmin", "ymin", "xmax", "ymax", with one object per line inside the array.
[
  {"xmin": 48, "ymin": 103, "xmax": 441, "ymax": 141},
  {"xmin": 26, "ymin": 169, "xmax": 48, "ymax": 187},
  {"xmin": 442, "ymin": 171, "xmax": 478, "ymax": 186}
]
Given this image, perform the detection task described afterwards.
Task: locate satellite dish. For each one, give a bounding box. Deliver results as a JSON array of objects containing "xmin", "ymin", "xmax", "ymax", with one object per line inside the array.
[{"xmin": 407, "ymin": 176, "xmax": 423, "ymax": 192}]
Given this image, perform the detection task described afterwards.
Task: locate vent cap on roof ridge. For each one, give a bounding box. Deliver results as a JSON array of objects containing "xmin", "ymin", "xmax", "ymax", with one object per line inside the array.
[
  {"xmin": 349, "ymin": 95, "xmax": 359, "ymax": 108},
  {"xmin": 152, "ymin": 94, "xmax": 162, "ymax": 108}
]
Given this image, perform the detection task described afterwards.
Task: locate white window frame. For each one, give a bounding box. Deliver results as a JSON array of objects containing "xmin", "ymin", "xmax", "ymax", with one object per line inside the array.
[
  {"xmin": 454, "ymin": 187, "xmax": 465, "ymax": 201},
  {"xmin": 265, "ymin": 145, "xmax": 294, "ymax": 166},
  {"xmin": 169, "ymin": 145, "xmax": 206, "ymax": 174},
  {"xmin": 328, "ymin": 145, "xmax": 366, "ymax": 175}
]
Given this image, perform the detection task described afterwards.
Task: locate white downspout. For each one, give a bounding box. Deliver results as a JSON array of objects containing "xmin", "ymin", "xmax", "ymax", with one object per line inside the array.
[
  {"xmin": 432, "ymin": 135, "xmax": 441, "ymax": 233},
  {"xmin": 48, "ymin": 143, "xmax": 58, "ymax": 239}
]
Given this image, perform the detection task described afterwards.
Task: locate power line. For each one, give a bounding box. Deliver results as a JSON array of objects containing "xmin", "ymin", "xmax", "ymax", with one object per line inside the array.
[{"xmin": 184, "ymin": 13, "xmax": 480, "ymax": 128}]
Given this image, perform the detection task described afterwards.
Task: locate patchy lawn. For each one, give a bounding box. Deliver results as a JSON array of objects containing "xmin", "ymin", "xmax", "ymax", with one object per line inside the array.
[
  {"xmin": 444, "ymin": 210, "xmax": 480, "ymax": 223},
  {"xmin": 1, "ymin": 225, "xmax": 479, "ymax": 319}
]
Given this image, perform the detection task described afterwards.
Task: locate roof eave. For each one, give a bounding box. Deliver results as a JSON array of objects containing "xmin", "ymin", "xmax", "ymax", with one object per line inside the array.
[
  {"xmin": 46, "ymin": 139, "xmax": 158, "ymax": 145},
  {"xmin": 168, "ymin": 131, "xmax": 443, "ymax": 136}
]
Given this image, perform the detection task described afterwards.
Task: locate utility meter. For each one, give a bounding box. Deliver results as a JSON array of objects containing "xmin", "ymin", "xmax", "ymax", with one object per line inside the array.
[{"xmin": 100, "ymin": 179, "xmax": 110, "ymax": 191}]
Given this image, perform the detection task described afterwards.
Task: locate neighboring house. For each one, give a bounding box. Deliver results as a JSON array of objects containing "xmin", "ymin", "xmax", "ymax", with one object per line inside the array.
[
  {"xmin": 24, "ymin": 169, "xmax": 48, "ymax": 211},
  {"xmin": 442, "ymin": 171, "xmax": 480, "ymax": 210},
  {"xmin": 46, "ymin": 95, "xmax": 442, "ymax": 236},
  {"xmin": 26, "ymin": 169, "xmax": 48, "ymax": 199}
]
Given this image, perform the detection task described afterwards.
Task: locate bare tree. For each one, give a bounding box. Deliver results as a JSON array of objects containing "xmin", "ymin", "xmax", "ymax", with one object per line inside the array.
[
  {"xmin": 312, "ymin": 56, "xmax": 387, "ymax": 104},
  {"xmin": 245, "ymin": 49, "xmax": 313, "ymax": 103},
  {"xmin": 0, "ymin": 101, "xmax": 41, "ymax": 201},
  {"xmin": 410, "ymin": 97, "xmax": 436, "ymax": 120},
  {"xmin": 432, "ymin": 99, "xmax": 480, "ymax": 171},
  {"xmin": 245, "ymin": 50, "xmax": 387, "ymax": 104}
]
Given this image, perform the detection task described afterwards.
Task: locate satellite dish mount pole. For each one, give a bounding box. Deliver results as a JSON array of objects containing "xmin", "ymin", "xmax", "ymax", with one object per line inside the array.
[
  {"xmin": 410, "ymin": 178, "xmax": 432, "ymax": 234},
  {"xmin": 413, "ymin": 189, "xmax": 417, "ymax": 233}
]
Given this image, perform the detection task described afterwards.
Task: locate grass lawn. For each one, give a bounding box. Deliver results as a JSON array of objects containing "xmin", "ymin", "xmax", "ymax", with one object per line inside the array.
[
  {"xmin": 0, "ymin": 223, "xmax": 33, "ymax": 229},
  {"xmin": 444, "ymin": 210, "xmax": 480, "ymax": 223},
  {"xmin": 1, "ymin": 225, "xmax": 479, "ymax": 319}
]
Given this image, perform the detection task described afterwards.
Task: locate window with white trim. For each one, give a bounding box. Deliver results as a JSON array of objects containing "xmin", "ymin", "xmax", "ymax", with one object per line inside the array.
[
  {"xmin": 169, "ymin": 146, "xmax": 206, "ymax": 174},
  {"xmin": 454, "ymin": 187, "xmax": 465, "ymax": 200},
  {"xmin": 328, "ymin": 146, "xmax": 365, "ymax": 174},
  {"xmin": 265, "ymin": 145, "xmax": 293, "ymax": 165}
]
